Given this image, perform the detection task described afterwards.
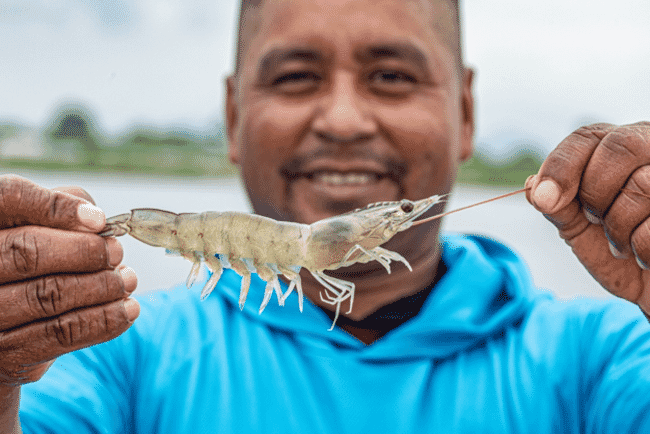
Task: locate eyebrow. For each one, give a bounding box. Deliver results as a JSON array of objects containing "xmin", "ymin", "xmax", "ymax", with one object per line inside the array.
[
  {"xmin": 355, "ymin": 43, "xmax": 430, "ymax": 71},
  {"xmin": 257, "ymin": 47, "xmax": 324, "ymax": 78},
  {"xmin": 256, "ymin": 42, "xmax": 431, "ymax": 78}
]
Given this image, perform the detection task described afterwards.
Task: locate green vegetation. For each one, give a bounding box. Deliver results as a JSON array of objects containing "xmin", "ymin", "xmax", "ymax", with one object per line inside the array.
[
  {"xmin": 0, "ymin": 103, "xmax": 544, "ymax": 183},
  {"xmin": 0, "ymin": 104, "xmax": 236, "ymax": 177},
  {"xmin": 456, "ymin": 150, "xmax": 543, "ymax": 186}
]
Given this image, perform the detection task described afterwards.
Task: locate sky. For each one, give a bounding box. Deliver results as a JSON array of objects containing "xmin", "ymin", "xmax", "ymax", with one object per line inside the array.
[{"xmin": 1, "ymin": 0, "xmax": 649, "ymax": 156}]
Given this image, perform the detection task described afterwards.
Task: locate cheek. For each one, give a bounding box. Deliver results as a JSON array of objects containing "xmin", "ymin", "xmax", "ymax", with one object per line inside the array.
[
  {"xmin": 237, "ymin": 98, "xmax": 316, "ymax": 215},
  {"xmin": 378, "ymin": 103, "xmax": 460, "ymax": 195},
  {"xmin": 240, "ymin": 99, "xmax": 316, "ymax": 161}
]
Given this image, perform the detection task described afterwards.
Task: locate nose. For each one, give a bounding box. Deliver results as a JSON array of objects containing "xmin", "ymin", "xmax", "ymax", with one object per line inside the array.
[{"xmin": 313, "ymin": 71, "xmax": 377, "ymax": 143}]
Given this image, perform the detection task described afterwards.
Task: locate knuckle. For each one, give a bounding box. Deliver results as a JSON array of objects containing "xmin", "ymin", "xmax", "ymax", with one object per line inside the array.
[
  {"xmin": 44, "ymin": 303, "xmax": 127, "ymax": 348},
  {"xmin": 0, "ymin": 175, "xmax": 81, "ymax": 230},
  {"xmin": 628, "ymin": 167, "xmax": 650, "ymax": 197},
  {"xmin": 546, "ymin": 146, "xmax": 575, "ymax": 167},
  {"xmin": 45, "ymin": 312, "xmax": 85, "ymax": 348},
  {"xmin": 26, "ymin": 275, "xmax": 67, "ymax": 317},
  {"xmin": 0, "ymin": 175, "xmax": 29, "ymax": 226},
  {"xmin": 46, "ymin": 315, "xmax": 75, "ymax": 347},
  {"xmin": 25, "ymin": 271, "xmax": 125, "ymax": 320},
  {"xmin": 603, "ymin": 128, "xmax": 646, "ymax": 159},
  {"xmin": 630, "ymin": 121, "xmax": 650, "ymax": 136},
  {"xmin": 46, "ymin": 191, "xmax": 79, "ymax": 225},
  {"xmin": 2, "ymin": 230, "xmax": 41, "ymax": 276},
  {"xmin": 572, "ymin": 123, "xmax": 612, "ymax": 142}
]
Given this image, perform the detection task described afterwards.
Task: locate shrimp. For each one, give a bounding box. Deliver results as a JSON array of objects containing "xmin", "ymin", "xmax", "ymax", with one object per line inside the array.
[{"xmin": 99, "ymin": 194, "xmax": 444, "ymax": 329}]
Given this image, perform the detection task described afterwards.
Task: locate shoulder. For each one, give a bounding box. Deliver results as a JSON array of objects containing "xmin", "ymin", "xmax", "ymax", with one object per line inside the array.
[
  {"xmin": 518, "ymin": 295, "xmax": 650, "ymax": 377},
  {"xmin": 526, "ymin": 295, "xmax": 649, "ymax": 341}
]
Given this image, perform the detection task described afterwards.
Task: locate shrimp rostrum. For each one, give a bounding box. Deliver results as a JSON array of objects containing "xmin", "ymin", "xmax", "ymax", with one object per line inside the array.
[{"xmin": 99, "ymin": 194, "xmax": 443, "ymax": 328}]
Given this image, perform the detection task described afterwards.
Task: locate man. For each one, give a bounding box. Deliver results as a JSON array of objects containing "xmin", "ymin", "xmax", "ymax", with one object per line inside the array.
[{"xmin": 2, "ymin": 0, "xmax": 650, "ymax": 432}]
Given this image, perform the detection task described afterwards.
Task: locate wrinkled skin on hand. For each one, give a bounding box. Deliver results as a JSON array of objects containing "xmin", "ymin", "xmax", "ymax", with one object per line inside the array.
[
  {"xmin": 526, "ymin": 122, "xmax": 650, "ymax": 315},
  {"xmin": 0, "ymin": 175, "xmax": 139, "ymax": 388}
]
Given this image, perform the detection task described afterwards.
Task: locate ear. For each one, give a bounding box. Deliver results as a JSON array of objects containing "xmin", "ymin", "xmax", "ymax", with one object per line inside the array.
[
  {"xmin": 225, "ymin": 75, "xmax": 240, "ymax": 165},
  {"xmin": 459, "ymin": 67, "xmax": 475, "ymax": 162}
]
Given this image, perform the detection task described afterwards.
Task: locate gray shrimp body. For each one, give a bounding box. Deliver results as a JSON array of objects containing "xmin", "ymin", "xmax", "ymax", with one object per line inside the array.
[{"xmin": 99, "ymin": 194, "xmax": 443, "ymax": 329}]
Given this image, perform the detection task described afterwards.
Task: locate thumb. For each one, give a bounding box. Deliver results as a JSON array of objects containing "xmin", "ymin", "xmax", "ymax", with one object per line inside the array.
[
  {"xmin": 525, "ymin": 175, "xmax": 563, "ymax": 214},
  {"xmin": 525, "ymin": 175, "xmax": 590, "ymax": 240},
  {"xmin": 525, "ymin": 123, "xmax": 617, "ymax": 231}
]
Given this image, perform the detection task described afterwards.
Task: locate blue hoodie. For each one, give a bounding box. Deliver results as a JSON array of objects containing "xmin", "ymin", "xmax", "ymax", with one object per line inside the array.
[{"xmin": 20, "ymin": 234, "xmax": 650, "ymax": 433}]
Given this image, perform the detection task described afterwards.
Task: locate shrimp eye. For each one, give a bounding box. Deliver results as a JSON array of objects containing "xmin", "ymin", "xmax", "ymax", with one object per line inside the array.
[{"xmin": 400, "ymin": 201, "xmax": 414, "ymax": 213}]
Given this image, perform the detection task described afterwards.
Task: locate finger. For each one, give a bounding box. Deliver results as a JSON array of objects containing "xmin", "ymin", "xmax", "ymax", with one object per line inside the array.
[
  {"xmin": 602, "ymin": 165, "xmax": 650, "ymax": 257},
  {"xmin": 52, "ymin": 186, "xmax": 96, "ymax": 205},
  {"xmin": 527, "ymin": 173, "xmax": 647, "ymax": 304},
  {"xmin": 0, "ymin": 298, "xmax": 140, "ymax": 384},
  {"xmin": 632, "ymin": 219, "xmax": 650, "ymax": 270},
  {"xmin": 528, "ymin": 123, "xmax": 616, "ymax": 215},
  {"xmin": 0, "ymin": 266, "xmax": 137, "ymax": 331},
  {"xmin": 580, "ymin": 123, "xmax": 650, "ymax": 218},
  {"xmin": 629, "ymin": 223, "xmax": 650, "ymax": 311},
  {"xmin": 0, "ymin": 174, "xmax": 104, "ymax": 232},
  {"xmin": 570, "ymin": 223, "xmax": 649, "ymax": 308},
  {"xmin": 0, "ymin": 227, "xmax": 123, "ymax": 284}
]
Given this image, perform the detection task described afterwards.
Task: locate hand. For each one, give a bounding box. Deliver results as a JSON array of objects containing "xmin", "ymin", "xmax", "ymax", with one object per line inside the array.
[
  {"xmin": 525, "ymin": 122, "xmax": 650, "ymax": 314},
  {"xmin": 0, "ymin": 175, "xmax": 139, "ymax": 387}
]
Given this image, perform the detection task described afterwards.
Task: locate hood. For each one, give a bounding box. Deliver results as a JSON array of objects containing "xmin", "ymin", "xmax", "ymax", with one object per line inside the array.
[{"xmin": 215, "ymin": 232, "xmax": 538, "ymax": 361}]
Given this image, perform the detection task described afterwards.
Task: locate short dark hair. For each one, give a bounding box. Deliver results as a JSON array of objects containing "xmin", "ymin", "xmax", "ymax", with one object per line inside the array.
[{"xmin": 233, "ymin": 0, "xmax": 462, "ymax": 75}]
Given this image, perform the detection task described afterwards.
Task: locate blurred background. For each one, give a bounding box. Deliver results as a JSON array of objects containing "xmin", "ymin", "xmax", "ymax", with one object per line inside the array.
[{"xmin": 1, "ymin": 0, "xmax": 648, "ymax": 300}]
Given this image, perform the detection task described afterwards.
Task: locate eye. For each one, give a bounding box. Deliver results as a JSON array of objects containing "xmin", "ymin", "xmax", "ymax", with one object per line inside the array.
[
  {"xmin": 272, "ymin": 71, "xmax": 322, "ymax": 94},
  {"xmin": 400, "ymin": 201, "xmax": 414, "ymax": 213},
  {"xmin": 368, "ymin": 70, "xmax": 417, "ymax": 95}
]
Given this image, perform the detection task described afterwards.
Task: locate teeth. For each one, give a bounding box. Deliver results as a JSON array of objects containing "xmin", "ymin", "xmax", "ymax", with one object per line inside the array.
[{"xmin": 317, "ymin": 172, "xmax": 373, "ymax": 185}]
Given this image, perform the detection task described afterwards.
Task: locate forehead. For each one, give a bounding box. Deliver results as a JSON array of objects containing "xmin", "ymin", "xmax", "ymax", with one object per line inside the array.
[
  {"xmin": 241, "ymin": 0, "xmax": 455, "ymax": 72},
  {"xmin": 258, "ymin": 0, "xmax": 435, "ymax": 32}
]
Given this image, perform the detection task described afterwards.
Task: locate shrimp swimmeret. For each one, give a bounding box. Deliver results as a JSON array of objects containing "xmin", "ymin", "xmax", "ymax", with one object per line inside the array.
[{"xmin": 99, "ymin": 188, "xmax": 529, "ymax": 329}]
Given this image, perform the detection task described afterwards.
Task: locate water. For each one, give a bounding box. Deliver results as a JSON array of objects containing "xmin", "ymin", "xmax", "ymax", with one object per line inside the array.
[{"xmin": 4, "ymin": 170, "xmax": 610, "ymax": 300}]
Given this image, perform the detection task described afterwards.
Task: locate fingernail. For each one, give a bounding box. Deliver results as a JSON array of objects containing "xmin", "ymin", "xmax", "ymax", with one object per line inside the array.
[
  {"xmin": 608, "ymin": 242, "xmax": 626, "ymax": 259},
  {"xmin": 78, "ymin": 203, "xmax": 105, "ymax": 231},
  {"xmin": 119, "ymin": 266, "xmax": 137, "ymax": 293},
  {"xmin": 636, "ymin": 256, "xmax": 650, "ymax": 270},
  {"xmin": 525, "ymin": 175, "xmax": 536, "ymax": 187},
  {"xmin": 124, "ymin": 298, "xmax": 140, "ymax": 321},
  {"xmin": 533, "ymin": 180, "xmax": 561, "ymax": 211},
  {"xmin": 583, "ymin": 208, "xmax": 601, "ymax": 225},
  {"xmin": 106, "ymin": 237, "xmax": 123, "ymax": 267}
]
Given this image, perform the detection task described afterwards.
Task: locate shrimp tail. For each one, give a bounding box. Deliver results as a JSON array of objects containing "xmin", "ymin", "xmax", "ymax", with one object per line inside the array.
[{"xmin": 98, "ymin": 213, "xmax": 132, "ymax": 237}]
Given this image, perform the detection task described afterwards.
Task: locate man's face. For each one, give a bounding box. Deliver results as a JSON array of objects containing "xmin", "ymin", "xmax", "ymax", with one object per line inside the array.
[{"xmin": 227, "ymin": 0, "xmax": 474, "ymax": 225}]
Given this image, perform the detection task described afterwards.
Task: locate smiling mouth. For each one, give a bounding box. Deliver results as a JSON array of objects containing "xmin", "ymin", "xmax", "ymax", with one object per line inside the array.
[
  {"xmin": 279, "ymin": 157, "xmax": 407, "ymax": 205},
  {"xmin": 310, "ymin": 171, "xmax": 380, "ymax": 186}
]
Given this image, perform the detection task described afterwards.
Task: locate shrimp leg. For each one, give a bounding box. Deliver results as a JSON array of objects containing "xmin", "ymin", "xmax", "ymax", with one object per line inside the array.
[
  {"xmin": 200, "ymin": 254, "xmax": 224, "ymax": 301},
  {"xmin": 278, "ymin": 265, "xmax": 303, "ymax": 312},
  {"xmin": 183, "ymin": 251, "xmax": 203, "ymax": 288},
  {"xmin": 256, "ymin": 264, "xmax": 284, "ymax": 314},
  {"xmin": 229, "ymin": 258, "xmax": 253, "ymax": 310},
  {"xmin": 311, "ymin": 271, "xmax": 356, "ymax": 330}
]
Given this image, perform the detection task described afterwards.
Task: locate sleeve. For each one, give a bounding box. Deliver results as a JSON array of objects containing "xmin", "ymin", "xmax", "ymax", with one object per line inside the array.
[
  {"xmin": 19, "ymin": 325, "xmax": 140, "ymax": 433},
  {"xmin": 580, "ymin": 300, "xmax": 650, "ymax": 434}
]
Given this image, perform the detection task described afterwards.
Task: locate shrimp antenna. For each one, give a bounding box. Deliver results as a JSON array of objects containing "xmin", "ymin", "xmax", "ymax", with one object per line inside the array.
[{"xmin": 411, "ymin": 187, "xmax": 530, "ymax": 227}]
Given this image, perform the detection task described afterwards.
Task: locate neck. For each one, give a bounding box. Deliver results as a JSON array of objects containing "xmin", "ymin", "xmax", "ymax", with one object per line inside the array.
[{"xmin": 301, "ymin": 230, "xmax": 444, "ymax": 344}]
